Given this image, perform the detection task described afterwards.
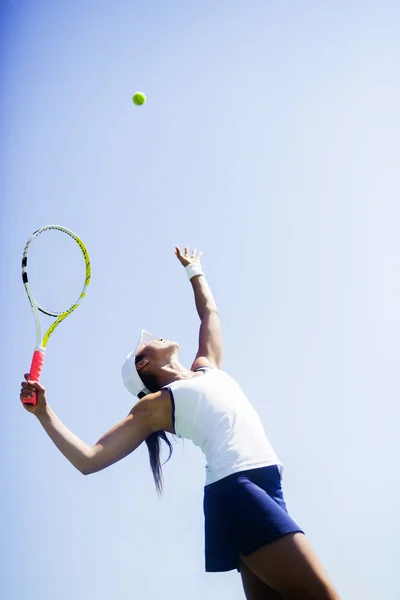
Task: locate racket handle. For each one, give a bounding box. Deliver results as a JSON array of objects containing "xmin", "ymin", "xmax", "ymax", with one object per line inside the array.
[{"xmin": 23, "ymin": 350, "xmax": 45, "ymax": 406}]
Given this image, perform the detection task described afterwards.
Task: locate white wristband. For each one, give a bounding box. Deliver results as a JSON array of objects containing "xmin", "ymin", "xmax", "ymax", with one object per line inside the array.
[{"xmin": 186, "ymin": 263, "xmax": 204, "ymax": 280}]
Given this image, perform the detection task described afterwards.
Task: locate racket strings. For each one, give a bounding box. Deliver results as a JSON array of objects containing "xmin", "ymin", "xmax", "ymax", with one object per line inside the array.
[{"xmin": 25, "ymin": 228, "xmax": 89, "ymax": 316}]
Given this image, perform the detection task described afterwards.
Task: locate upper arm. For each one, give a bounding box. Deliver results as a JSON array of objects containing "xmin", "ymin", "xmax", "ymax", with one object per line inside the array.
[
  {"xmin": 191, "ymin": 308, "xmax": 222, "ymax": 370},
  {"xmin": 85, "ymin": 396, "xmax": 160, "ymax": 475}
]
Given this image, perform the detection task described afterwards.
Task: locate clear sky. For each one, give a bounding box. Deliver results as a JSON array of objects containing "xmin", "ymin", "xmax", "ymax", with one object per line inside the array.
[{"xmin": 1, "ymin": 1, "xmax": 399, "ymax": 598}]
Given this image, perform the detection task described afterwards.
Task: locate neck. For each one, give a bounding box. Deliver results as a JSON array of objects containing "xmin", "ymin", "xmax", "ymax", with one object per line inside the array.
[{"xmin": 156, "ymin": 361, "xmax": 194, "ymax": 389}]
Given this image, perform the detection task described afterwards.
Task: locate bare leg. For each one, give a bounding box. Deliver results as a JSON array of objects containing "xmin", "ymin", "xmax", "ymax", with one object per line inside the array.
[
  {"xmin": 241, "ymin": 533, "xmax": 340, "ymax": 600},
  {"xmin": 240, "ymin": 559, "xmax": 284, "ymax": 599}
]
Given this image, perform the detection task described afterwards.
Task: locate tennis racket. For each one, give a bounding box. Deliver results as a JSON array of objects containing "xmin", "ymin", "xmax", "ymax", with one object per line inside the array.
[{"xmin": 22, "ymin": 225, "xmax": 91, "ymax": 406}]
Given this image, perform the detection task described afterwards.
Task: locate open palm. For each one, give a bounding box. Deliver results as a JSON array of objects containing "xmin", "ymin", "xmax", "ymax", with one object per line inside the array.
[{"xmin": 175, "ymin": 246, "xmax": 203, "ymax": 267}]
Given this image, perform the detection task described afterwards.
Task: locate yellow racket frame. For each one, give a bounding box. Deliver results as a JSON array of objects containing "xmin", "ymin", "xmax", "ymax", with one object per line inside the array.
[{"xmin": 22, "ymin": 225, "xmax": 91, "ymax": 404}]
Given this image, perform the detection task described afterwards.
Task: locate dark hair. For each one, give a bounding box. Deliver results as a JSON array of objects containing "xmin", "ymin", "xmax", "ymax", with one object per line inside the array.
[
  {"xmin": 136, "ymin": 352, "xmax": 173, "ymax": 495},
  {"xmin": 145, "ymin": 431, "xmax": 173, "ymax": 495}
]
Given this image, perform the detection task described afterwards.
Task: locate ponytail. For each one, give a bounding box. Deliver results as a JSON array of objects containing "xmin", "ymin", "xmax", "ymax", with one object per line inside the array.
[
  {"xmin": 136, "ymin": 353, "xmax": 174, "ymax": 494},
  {"xmin": 145, "ymin": 431, "xmax": 173, "ymax": 495}
]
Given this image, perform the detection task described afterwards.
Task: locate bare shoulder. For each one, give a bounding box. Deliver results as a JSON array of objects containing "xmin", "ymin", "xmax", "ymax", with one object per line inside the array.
[
  {"xmin": 134, "ymin": 389, "xmax": 174, "ymax": 434},
  {"xmin": 191, "ymin": 356, "xmax": 215, "ymax": 370}
]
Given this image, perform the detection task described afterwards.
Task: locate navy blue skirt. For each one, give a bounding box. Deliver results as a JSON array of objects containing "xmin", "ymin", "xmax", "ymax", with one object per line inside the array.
[{"xmin": 203, "ymin": 465, "xmax": 304, "ymax": 572}]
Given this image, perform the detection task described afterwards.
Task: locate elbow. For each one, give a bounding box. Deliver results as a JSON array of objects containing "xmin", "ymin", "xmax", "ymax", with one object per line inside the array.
[
  {"xmin": 78, "ymin": 463, "xmax": 92, "ymax": 475},
  {"xmin": 80, "ymin": 462, "xmax": 101, "ymax": 476},
  {"xmin": 202, "ymin": 305, "xmax": 219, "ymax": 318},
  {"xmin": 79, "ymin": 446, "xmax": 109, "ymax": 475},
  {"xmin": 207, "ymin": 305, "xmax": 219, "ymax": 314},
  {"xmin": 80, "ymin": 467, "xmax": 92, "ymax": 476},
  {"xmin": 78, "ymin": 456, "xmax": 98, "ymax": 476}
]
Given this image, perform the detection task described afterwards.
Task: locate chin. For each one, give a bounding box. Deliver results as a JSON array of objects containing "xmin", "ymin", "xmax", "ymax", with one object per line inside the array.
[
  {"xmin": 167, "ymin": 340, "xmax": 179, "ymax": 352},
  {"xmin": 167, "ymin": 341, "xmax": 180, "ymax": 357}
]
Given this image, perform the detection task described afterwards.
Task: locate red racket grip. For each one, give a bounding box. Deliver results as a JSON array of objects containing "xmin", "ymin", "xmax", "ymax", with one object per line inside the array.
[{"xmin": 23, "ymin": 350, "xmax": 45, "ymax": 406}]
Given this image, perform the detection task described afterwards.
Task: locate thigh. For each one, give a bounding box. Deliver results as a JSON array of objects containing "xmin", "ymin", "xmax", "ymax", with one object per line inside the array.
[
  {"xmin": 239, "ymin": 560, "xmax": 283, "ymax": 600},
  {"xmin": 241, "ymin": 533, "xmax": 341, "ymax": 600}
]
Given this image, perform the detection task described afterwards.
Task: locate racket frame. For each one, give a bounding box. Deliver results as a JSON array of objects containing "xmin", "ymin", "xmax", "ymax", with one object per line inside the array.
[{"xmin": 22, "ymin": 225, "xmax": 91, "ymax": 405}]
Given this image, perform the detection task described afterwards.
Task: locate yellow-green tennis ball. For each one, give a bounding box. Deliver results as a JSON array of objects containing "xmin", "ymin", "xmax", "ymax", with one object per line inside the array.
[{"xmin": 132, "ymin": 92, "xmax": 146, "ymax": 106}]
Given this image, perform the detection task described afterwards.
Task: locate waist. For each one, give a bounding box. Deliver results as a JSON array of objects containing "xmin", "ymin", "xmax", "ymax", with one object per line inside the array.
[
  {"xmin": 204, "ymin": 463, "xmax": 284, "ymax": 490},
  {"xmin": 205, "ymin": 457, "xmax": 283, "ymax": 486}
]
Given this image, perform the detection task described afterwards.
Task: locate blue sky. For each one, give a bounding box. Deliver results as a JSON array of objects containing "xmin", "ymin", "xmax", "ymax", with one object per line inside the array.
[{"xmin": 1, "ymin": 1, "xmax": 399, "ymax": 598}]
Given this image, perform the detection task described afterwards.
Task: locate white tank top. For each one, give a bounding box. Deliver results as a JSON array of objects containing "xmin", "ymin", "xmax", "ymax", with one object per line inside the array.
[{"xmin": 164, "ymin": 368, "xmax": 283, "ymax": 486}]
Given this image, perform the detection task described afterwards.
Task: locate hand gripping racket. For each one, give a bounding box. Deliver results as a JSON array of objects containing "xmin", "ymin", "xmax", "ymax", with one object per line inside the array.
[{"xmin": 22, "ymin": 225, "xmax": 91, "ymax": 405}]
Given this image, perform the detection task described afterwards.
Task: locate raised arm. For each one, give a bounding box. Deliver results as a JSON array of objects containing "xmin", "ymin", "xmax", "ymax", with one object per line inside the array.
[
  {"xmin": 175, "ymin": 246, "xmax": 222, "ymax": 369},
  {"xmin": 19, "ymin": 375, "xmax": 166, "ymax": 475}
]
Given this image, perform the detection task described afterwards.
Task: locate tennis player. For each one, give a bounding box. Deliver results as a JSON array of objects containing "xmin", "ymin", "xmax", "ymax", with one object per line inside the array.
[{"xmin": 20, "ymin": 246, "xmax": 340, "ymax": 600}]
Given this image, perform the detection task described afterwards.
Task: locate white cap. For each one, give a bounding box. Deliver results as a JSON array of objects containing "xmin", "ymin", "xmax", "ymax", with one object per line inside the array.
[{"xmin": 121, "ymin": 330, "xmax": 158, "ymax": 397}]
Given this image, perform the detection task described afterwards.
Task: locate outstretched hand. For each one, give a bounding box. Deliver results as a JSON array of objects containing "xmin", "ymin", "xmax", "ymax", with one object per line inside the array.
[{"xmin": 175, "ymin": 246, "xmax": 203, "ymax": 268}]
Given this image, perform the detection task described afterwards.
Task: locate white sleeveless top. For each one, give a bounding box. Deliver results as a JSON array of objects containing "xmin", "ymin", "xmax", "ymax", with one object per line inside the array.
[{"xmin": 164, "ymin": 368, "xmax": 283, "ymax": 486}]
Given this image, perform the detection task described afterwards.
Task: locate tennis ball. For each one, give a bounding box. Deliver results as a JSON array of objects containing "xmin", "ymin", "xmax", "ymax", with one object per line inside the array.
[{"xmin": 132, "ymin": 92, "xmax": 146, "ymax": 106}]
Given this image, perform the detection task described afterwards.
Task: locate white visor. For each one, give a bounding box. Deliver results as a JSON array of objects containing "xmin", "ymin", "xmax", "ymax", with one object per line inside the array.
[{"xmin": 121, "ymin": 330, "xmax": 158, "ymax": 397}]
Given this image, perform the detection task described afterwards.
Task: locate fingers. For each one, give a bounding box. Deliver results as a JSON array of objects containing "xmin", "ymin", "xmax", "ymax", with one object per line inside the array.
[
  {"xmin": 175, "ymin": 246, "xmax": 203, "ymax": 266},
  {"xmin": 20, "ymin": 381, "xmax": 36, "ymax": 400},
  {"xmin": 175, "ymin": 246, "xmax": 202, "ymax": 259},
  {"xmin": 20, "ymin": 379, "xmax": 44, "ymax": 396},
  {"xmin": 21, "ymin": 381, "xmax": 38, "ymax": 392}
]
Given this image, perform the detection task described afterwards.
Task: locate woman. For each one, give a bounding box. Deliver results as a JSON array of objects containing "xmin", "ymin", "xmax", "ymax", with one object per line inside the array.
[{"xmin": 20, "ymin": 246, "xmax": 340, "ymax": 600}]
